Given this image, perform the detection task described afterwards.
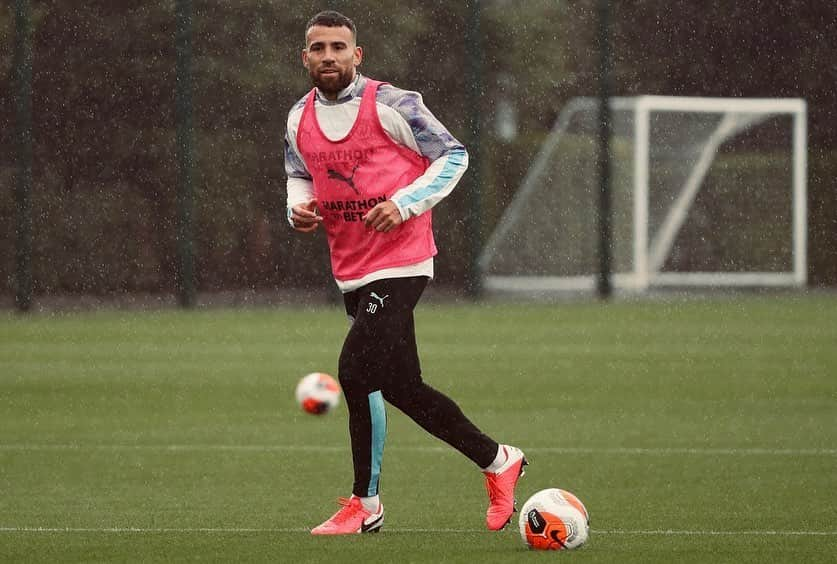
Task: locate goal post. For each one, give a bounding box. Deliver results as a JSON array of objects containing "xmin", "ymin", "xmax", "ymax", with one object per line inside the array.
[{"xmin": 479, "ymin": 96, "xmax": 807, "ymax": 294}]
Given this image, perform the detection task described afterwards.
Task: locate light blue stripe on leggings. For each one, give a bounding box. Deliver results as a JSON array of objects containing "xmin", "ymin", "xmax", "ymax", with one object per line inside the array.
[{"xmin": 367, "ymin": 390, "xmax": 386, "ymax": 496}]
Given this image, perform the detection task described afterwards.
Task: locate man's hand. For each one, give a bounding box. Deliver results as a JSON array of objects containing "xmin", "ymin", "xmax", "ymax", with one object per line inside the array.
[
  {"xmin": 290, "ymin": 199, "xmax": 323, "ymax": 233},
  {"xmin": 364, "ymin": 200, "xmax": 403, "ymax": 233}
]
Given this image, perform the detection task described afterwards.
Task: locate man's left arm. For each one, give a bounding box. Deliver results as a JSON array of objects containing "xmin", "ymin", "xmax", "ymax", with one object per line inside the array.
[{"xmin": 365, "ymin": 88, "xmax": 469, "ymax": 231}]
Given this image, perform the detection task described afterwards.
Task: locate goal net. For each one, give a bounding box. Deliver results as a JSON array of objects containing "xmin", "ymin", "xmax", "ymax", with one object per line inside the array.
[{"xmin": 479, "ymin": 96, "xmax": 807, "ymax": 294}]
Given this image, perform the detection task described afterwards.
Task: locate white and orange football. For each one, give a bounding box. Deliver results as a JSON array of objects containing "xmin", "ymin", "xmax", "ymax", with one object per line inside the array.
[
  {"xmin": 519, "ymin": 488, "xmax": 590, "ymax": 550},
  {"xmin": 294, "ymin": 372, "xmax": 341, "ymax": 415}
]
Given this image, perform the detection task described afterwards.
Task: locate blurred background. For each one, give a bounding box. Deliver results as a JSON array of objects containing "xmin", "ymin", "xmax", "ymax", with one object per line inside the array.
[{"xmin": 2, "ymin": 0, "xmax": 836, "ymax": 310}]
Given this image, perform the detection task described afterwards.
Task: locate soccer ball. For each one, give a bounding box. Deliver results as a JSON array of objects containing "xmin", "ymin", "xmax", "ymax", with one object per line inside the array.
[
  {"xmin": 519, "ymin": 488, "xmax": 590, "ymax": 550},
  {"xmin": 295, "ymin": 372, "xmax": 340, "ymax": 415}
]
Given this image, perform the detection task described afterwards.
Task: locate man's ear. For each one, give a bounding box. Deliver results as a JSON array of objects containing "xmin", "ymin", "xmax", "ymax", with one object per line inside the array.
[
  {"xmin": 302, "ymin": 50, "xmax": 309, "ymax": 68},
  {"xmin": 354, "ymin": 46, "xmax": 363, "ymax": 67}
]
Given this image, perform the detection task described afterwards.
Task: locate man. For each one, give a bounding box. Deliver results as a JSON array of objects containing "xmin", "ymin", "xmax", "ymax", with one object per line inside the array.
[{"xmin": 284, "ymin": 10, "xmax": 527, "ymax": 535}]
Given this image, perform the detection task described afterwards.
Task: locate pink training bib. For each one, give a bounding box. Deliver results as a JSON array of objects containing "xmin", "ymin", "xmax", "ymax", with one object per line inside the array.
[{"xmin": 296, "ymin": 79, "xmax": 437, "ymax": 281}]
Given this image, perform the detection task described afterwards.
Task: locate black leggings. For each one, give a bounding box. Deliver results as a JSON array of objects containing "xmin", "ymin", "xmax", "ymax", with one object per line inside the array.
[{"xmin": 339, "ymin": 276, "xmax": 498, "ymax": 497}]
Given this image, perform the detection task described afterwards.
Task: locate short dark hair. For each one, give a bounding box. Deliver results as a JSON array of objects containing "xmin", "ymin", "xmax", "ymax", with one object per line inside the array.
[{"xmin": 305, "ymin": 10, "xmax": 356, "ymax": 43}]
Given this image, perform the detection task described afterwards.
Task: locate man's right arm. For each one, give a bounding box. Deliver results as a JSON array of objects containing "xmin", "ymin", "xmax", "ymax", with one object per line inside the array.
[{"xmin": 284, "ymin": 115, "xmax": 318, "ymax": 230}]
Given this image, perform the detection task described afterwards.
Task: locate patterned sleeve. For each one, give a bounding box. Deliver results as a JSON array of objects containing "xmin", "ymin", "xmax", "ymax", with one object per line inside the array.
[
  {"xmin": 284, "ymin": 100, "xmax": 311, "ymax": 181},
  {"xmin": 378, "ymin": 86, "xmax": 466, "ymax": 161},
  {"xmin": 377, "ymin": 85, "xmax": 469, "ymax": 220},
  {"xmin": 284, "ymin": 135, "xmax": 311, "ymax": 181},
  {"xmin": 284, "ymin": 99, "xmax": 315, "ymax": 225}
]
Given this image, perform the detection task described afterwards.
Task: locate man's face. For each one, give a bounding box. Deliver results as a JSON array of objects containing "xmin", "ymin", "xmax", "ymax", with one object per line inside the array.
[{"xmin": 303, "ymin": 25, "xmax": 362, "ymax": 100}]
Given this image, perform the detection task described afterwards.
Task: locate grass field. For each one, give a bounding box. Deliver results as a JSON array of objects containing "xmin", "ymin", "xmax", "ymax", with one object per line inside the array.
[{"xmin": 1, "ymin": 295, "xmax": 836, "ymax": 563}]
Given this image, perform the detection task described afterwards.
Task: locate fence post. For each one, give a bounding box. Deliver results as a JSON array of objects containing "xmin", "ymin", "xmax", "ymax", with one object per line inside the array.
[
  {"xmin": 464, "ymin": 0, "xmax": 483, "ymax": 298},
  {"xmin": 596, "ymin": 0, "xmax": 613, "ymax": 300},
  {"xmin": 14, "ymin": 0, "xmax": 33, "ymax": 312},
  {"xmin": 175, "ymin": 0, "xmax": 196, "ymax": 307}
]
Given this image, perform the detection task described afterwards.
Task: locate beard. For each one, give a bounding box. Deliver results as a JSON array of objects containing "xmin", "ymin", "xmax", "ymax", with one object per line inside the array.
[{"xmin": 310, "ymin": 66, "xmax": 355, "ymax": 97}]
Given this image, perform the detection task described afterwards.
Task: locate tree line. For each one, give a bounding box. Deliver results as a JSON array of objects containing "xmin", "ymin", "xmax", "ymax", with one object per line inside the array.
[{"xmin": 0, "ymin": 0, "xmax": 834, "ymax": 302}]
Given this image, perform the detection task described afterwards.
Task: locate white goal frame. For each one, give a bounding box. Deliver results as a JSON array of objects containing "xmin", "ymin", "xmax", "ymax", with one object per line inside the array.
[{"xmin": 479, "ymin": 96, "xmax": 808, "ymax": 293}]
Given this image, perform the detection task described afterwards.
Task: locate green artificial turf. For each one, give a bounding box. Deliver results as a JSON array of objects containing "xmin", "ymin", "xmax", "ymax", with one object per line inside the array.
[{"xmin": 1, "ymin": 295, "xmax": 836, "ymax": 562}]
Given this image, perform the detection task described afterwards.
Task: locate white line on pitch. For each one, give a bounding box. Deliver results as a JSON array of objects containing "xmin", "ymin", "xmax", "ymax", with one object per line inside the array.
[
  {"xmin": 595, "ymin": 529, "xmax": 837, "ymax": 537},
  {"xmin": 1, "ymin": 444, "xmax": 835, "ymax": 456},
  {"xmin": 1, "ymin": 527, "xmax": 836, "ymax": 537}
]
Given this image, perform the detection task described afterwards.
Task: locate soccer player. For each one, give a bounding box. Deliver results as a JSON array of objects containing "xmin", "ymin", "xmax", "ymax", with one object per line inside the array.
[{"xmin": 284, "ymin": 10, "xmax": 527, "ymax": 535}]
